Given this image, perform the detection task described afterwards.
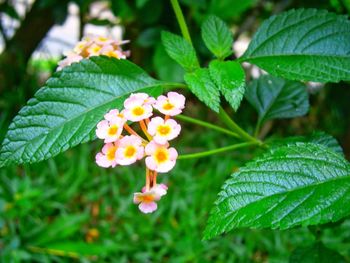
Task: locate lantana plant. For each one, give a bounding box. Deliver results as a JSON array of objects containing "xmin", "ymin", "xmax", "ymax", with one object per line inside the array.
[
  {"xmin": 1, "ymin": 0, "xmax": 350, "ymax": 251},
  {"xmin": 94, "ymin": 91, "xmax": 185, "ymax": 213}
]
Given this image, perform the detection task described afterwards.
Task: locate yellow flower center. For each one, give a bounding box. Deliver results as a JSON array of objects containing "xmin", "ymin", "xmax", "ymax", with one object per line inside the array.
[
  {"xmin": 105, "ymin": 50, "xmax": 119, "ymax": 58},
  {"xmin": 106, "ymin": 146, "xmax": 117, "ymax": 161},
  {"xmin": 141, "ymin": 194, "xmax": 155, "ymax": 203},
  {"xmin": 124, "ymin": 146, "xmax": 136, "ymax": 158},
  {"xmin": 97, "ymin": 36, "xmax": 108, "ymax": 42},
  {"xmin": 132, "ymin": 106, "xmax": 145, "ymax": 116},
  {"xmin": 157, "ymin": 125, "xmax": 171, "ymax": 136},
  {"xmin": 108, "ymin": 125, "xmax": 119, "ymax": 136},
  {"xmin": 155, "ymin": 148, "xmax": 168, "ymax": 164},
  {"xmin": 163, "ymin": 101, "xmax": 174, "ymax": 111}
]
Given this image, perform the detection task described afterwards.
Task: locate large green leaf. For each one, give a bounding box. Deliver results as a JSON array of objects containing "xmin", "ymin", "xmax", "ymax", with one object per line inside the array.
[
  {"xmin": 204, "ymin": 143, "xmax": 350, "ymax": 240},
  {"xmin": 184, "ymin": 68, "xmax": 220, "ymax": 112},
  {"xmin": 245, "ymin": 75, "xmax": 309, "ymax": 124},
  {"xmin": 240, "ymin": 9, "xmax": 350, "ymax": 82},
  {"xmin": 161, "ymin": 31, "xmax": 199, "ymax": 72},
  {"xmin": 209, "ymin": 60, "xmax": 245, "ymax": 111},
  {"xmin": 0, "ymin": 57, "xmax": 165, "ymax": 167},
  {"xmin": 201, "ymin": 15, "xmax": 233, "ymax": 59}
]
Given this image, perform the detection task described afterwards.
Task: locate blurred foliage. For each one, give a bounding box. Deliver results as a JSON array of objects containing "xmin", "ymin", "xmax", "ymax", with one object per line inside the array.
[{"xmin": 1, "ymin": 0, "xmax": 350, "ymax": 261}]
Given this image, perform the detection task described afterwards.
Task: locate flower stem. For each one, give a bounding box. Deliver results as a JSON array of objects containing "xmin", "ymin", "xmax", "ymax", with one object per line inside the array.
[
  {"xmin": 139, "ymin": 120, "xmax": 152, "ymax": 141},
  {"xmin": 176, "ymin": 114, "xmax": 239, "ymax": 138},
  {"xmin": 146, "ymin": 168, "xmax": 151, "ymax": 191},
  {"xmin": 218, "ymin": 106, "xmax": 261, "ymax": 144},
  {"xmin": 178, "ymin": 142, "xmax": 258, "ymax": 160},
  {"xmin": 170, "ymin": 0, "xmax": 192, "ymax": 44},
  {"xmin": 124, "ymin": 123, "xmax": 148, "ymax": 143}
]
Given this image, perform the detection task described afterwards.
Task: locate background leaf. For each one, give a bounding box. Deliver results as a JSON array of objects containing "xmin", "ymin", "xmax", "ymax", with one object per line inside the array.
[
  {"xmin": 204, "ymin": 143, "xmax": 350, "ymax": 240},
  {"xmin": 161, "ymin": 31, "xmax": 199, "ymax": 72},
  {"xmin": 184, "ymin": 68, "xmax": 220, "ymax": 112},
  {"xmin": 240, "ymin": 9, "xmax": 350, "ymax": 82},
  {"xmin": 245, "ymin": 75, "xmax": 309, "ymax": 124},
  {"xmin": 209, "ymin": 60, "xmax": 245, "ymax": 111},
  {"xmin": 289, "ymin": 242, "xmax": 345, "ymax": 263},
  {"xmin": 201, "ymin": 15, "xmax": 233, "ymax": 59},
  {"xmin": 268, "ymin": 131, "xmax": 343, "ymax": 155},
  {"xmin": 0, "ymin": 57, "xmax": 163, "ymax": 167}
]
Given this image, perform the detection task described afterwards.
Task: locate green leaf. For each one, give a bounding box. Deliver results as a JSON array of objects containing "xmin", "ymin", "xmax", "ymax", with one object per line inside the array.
[
  {"xmin": 31, "ymin": 214, "xmax": 88, "ymax": 245},
  {"xmin": 0, "ymin": 57, "xmax": 163, "ymax": 167},
  {"xmin": 268, "ymin": 131, "xmax": 343, "ymax": 155},
  {"xmin": 289, "ymin": 242, "xmax": 345, "ymax": 263},
  {"xmin": 201, "ymin": 15, "xmax": 233, "ymax": 59},
  {"xmin": 240, "ymin": 9, "xmax": 350, "ymax": 82},
  {"xmin": 184, "ymin": 68, "xmax": 220, "ymax": 112},
  {"xmin": 161, "ymin": 31, "xmax": 199, "ymax": 72},
  {"xmin": 153, "ymin": 43, "xmax": 185, "ymax": 82},
  {"xmin": 245, "ymin": 75, "xmax": 309, "ymax": 124},
  {"xmin": 208, "ymin": 0, "xmax": 257, "ymax": 20},
  {"xmin": 204, "ymin": 143, "xmax": 350, "ymax": 240},
  {"xmin": 40, "ymin": 242, "xmax": 118, "ymax": 257},
  {"xmin": 209, "ymin": 60, "xmax": 245, "ymax": 111}
]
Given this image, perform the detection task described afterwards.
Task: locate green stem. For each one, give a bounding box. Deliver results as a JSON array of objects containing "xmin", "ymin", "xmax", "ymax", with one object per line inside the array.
[
  {"xmin": 178, "ymin": 142, "xmax": 258, "ymax": 160},
  {"xmin": 219, "ymin": 106, "xmax": 261, "ymax": 144},
  {"xmin": 170, "ymin": 0, "xmax": 192, "ymax": 44},
  {"xmin": 170, "ymin": 0, "xmax": 261, "ymax": 146},
  {"xmin": 176, "ymin": 115, "xmax": 239, "ymax": 138},
  {"xmin": 254, "ymin": 119, "xmax": 262, "ymax": 138}
]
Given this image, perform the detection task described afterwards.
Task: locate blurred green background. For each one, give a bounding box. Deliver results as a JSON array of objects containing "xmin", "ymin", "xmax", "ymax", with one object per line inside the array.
[{"xmin": 1, "ymin": 0, "xmax": 350, "ymax": 262}]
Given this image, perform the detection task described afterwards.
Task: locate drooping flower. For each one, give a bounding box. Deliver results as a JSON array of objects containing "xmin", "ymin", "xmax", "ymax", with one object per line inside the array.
[
  {"xmin": 147, "ymin": 117, "xmax": 181, "ymax": 144},
  {"xmin": 142, "ymin": 183, "xmax": 168, "ymax": 197},
  {"xmin": 123, "ymin": 94, "xmax": 153, "ymax": 122},
  {"xmin": 95, "ymin": 143, "xmax": 119, "ymax": 168},
  {"xmin": 116, "ymin": 135, "xmax": 144, "ymax": 165},
  {"xmin": 154, "ymin": 92, "xmax": 186, "ymax": 116},
  {"xmin": 145, "ymin": 141, "xmax": 178, "ymax": 173},
  {"xmin": 151, "ymin": 184, "xmax": 168, "ymax": 197},
  {"xmin": 96, "ymin": 119, "xmax": 124, "ymax": 143},
  {"xmin": 133, "ymin": 190, "xmax": 160, "ymax": 213}
]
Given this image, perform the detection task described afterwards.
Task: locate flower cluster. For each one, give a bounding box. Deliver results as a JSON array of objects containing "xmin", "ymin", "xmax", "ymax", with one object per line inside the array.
[
  {"xmin": 57, "ymin": 35, "xmax": 129, "ymax": 71},
  {"xmin": 95, "ymin": 92, "xmax": 186, "ymax": 213}
]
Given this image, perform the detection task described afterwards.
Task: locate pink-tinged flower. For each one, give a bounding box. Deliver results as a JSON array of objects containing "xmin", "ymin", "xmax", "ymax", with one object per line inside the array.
[
  {"xmin": 133, "ymin": 190, "xmax": 160, "ymax": 214},
  {"xmin": 100, "ymin": 45, "xmax": 127, "ymax": 59},
  {"xmin": 123, "ymin": 94, "xmax": 153, "ymax": 121},
  {"xmin": 57, "ymin": 53, "xmax": 83, "ymax": 71},
  {"xmin": 93, "ymin": 36, "xmax": 115, "ymax": 46},
  {"xmin": 154, "ymin": 92, "xmax": 186, "ymax": 116},
  {"xmin": 95, "ymin": 143, "xmax": 119, "ymax": 168},
  {"xmin": 145, "ymin": 141, "xmax": 178, "ymax": 173},
  {"xmin": 73, "ymin": 37, "xmax": 91, "ymax": 54},
  {"xmin": 147, "ymin": 117, "xmax": 181, "ymax": 144},
  {"xmin": 142, "ymin": 183, "xmax": 168, "ymax": 197},
  {"xmin": 128, "ymin": 93, "xmax": 156, "ymax": 105},
  {"xmin": 116, "ymin": 135, "xmax": 144, "ymax": 165},
  {"xmin": 152, "ymin": 184, "xmax": 168, "ymax": 197},
  {"xmin": 104, "ymin": 109, "xmax": 126, "ymax": 123},
  {"xmin": 86, "ymin": 43, "xmax": 103, "ymax": 56},
  {"xmin": 96, "ymin": 119, "xmax": 124, "ymax": 143}
]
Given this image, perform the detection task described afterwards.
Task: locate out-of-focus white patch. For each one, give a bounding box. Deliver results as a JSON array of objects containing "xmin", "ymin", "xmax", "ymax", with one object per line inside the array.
[{"xmin": 233, "ymin": 34, "xmax": 250, "ymax": 58}]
